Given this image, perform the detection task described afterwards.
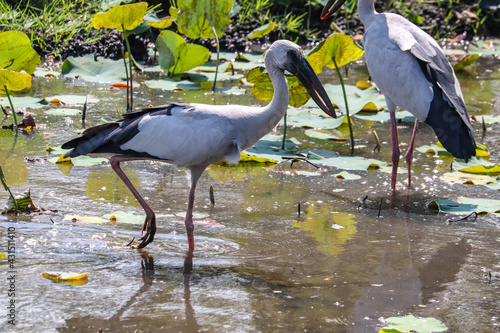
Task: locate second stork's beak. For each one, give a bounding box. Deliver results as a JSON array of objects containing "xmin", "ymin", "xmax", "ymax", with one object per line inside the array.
[
  {"xmin": 321, "ymin": 0, "xmax": 347, "ymax": 20},
  {"xmin": 286, "ymin": 52, "xmax": 337, "ymax": 118}
]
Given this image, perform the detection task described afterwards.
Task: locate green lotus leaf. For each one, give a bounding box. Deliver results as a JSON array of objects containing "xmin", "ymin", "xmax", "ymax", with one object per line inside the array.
[
  {"xmin": 383, "ymin": 315, "xmax": 447, "ymax": 333},
  {"xmin": 313, "ymin": 155, "xmax": 387, "ymax": 170},
  {"xmin": 177, "ymin": 0, "xmax": 233, "ymax": 39},
  {"xmin": 0, "ymin": 96, "xmax": 46, "ymax": 109},
  {"xmin": 307, "ymin": 33, "xmax": 364, "ymax": 74},
  {"xmin": 92, "ymin": 2, "xmax": 148, "ymax": 32},
  {"xmin": 247, "ymin": 22, "xmax": 276, "ymax": 39},
  {"xmin": 156, "ymin": 30, "xmax": 210, "ymax": 74},
  {"xmin": 61, "ymin": 55, "xmax": 127, "ymax": 83},
  {"xmin": 0, "ymin": 69, "xmax": 32, "ymax": 91},
  {"xmin": 145, "ymin": 78, "xmax": 201, "ymax": 91},
  {"xmin": 0, "ymin": 31, "xmax": 40, "ymax": 74}
]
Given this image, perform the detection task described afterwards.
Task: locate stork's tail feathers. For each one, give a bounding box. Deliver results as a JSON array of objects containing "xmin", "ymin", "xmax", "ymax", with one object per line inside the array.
[
  {"xmin": 424, "ymin": 92, "xmax": 476, "ymax": 162},
  {"xmin": 62, "ymin": 123, "xmax": 120, "ymax": 158}
]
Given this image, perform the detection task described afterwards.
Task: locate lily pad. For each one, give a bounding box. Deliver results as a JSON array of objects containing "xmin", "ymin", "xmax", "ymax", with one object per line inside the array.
[
  {"xmin": 428, "ymin": 196, "xmax": 500, "ymax": 214},
  {"xmin": 63, "ymin": 214, "xmax": 109, "ymax": 224},
  {"xmin": 383, "ymin": 315, "xmax": 447, "ymax": 333},
  {"xmin": 243, "ymin": 134, "xmax": 300, "ymax": 162},
  {"xmin": 45, "ymin": 108, "xmax": 82, "ymax": 116},
  {"xmin": 102, "ymin": 210, "xmax": 146, "ymax": 224},
  {"xmin": 440, "ymin": 171, "xmax": 497, "ymax": 185},
  {"xmin": 284, "ymin": 107, "xmax": 345, "ymax": 129},
  {"xmin": 313, "ymin": 155, "xmax": 387, "ymax": 170},
  {"xmin": 304, "ymin": 128, "xmax": 348, "ymax": 141},
  {"xmin": 43, "ymin": 95, "xmax": 99, "ymax": 106},
  {"xmin": 145, "ymin": 78, "xmax": 201, "ymax": 91},
  {"xmin": 354, "ymin": 110, "xmax": 415, "ymax": 123},
  {"xmin": 0, "ymin": 96, "xmax": 46, "ymax": 109},
  {"xmin": 335, "ymin": 171, "xmax": 361, "ymax": 180},
  {"xmin": 307, "ymin": 84, "xmax": 387, "ymax": 115},
  {"xmin": 62, "ymin": 55, "xmax": 127, "ymax": 83}
]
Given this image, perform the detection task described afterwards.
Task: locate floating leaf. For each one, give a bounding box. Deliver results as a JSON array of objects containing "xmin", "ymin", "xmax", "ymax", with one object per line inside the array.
[
  {"xmin": 63, "ymin": 214, "xmax": 109, "ymax": 224},
  {"xmin": 335, "ymin": 171, "xmax": 361, "ymax": 180},
  {"xmin": 0, "ymin": 96, "xmax": 46, "ymax": 109},
  {"xmin": 440, "ymin": 171, "xmax": 496, "ymax": 185},
  {"xmin": 144, "ymin": 11, "xmax": 175, "ymax": 29},
  {"xmin": 383, "ymin": 315, "xmax": 447, "ymax": 333},
  {"xmin": 42, "ymin": 271, "xmax": 88, "ymax": 281},
  {"xmin": 92, "ymin": 2, "xmax": 148, "ymax": 32},
  {"xmin": 62, "ymin": 55, "xmax": 127, "ymax": 83},
  {"xmin": 176, "ymin": 0, "xmax": 233, "ymax": 39},
  {"xmin": 102, "ymin": 211, "xmax": 146, "ymax": 224},
  {"xmin": 239, "ymin": 152, "xmax": 277, "ymax": 163},
  {"xmin": 156, "ymin": 30, "xmax": 210, "ymax": 74},
  {"xmin": 243, "ymin": 134, "xmax": 300, "ymax": 162},
  {"xmin": 306, "ymin": 33, "xmax": 364, "ymax": 74},
  {"xmin": 247, "ymin": 22, "xmax": 276, "ymax": 39},
  {"xmin": 43, "ymin": 95, "xmax": 99, "ymax": 106},
  {"xmin": 356, "ymin": 80, "xmax": 372, "ymax": 89},
  {"xmin": 428, "ymin": 196, "xmax": 500, "ymax": 214},
  {"xmin": 305, "ymin": 128, "xmax": 348, "ymax": 141},
  {"xmin": 0, "ymin": 69, "xmax": 31, "ymax": 92},
  {"xmin": 145, "ymin": 78, "xmax": 201, "ymax": 91},
  {"xmin": 284, "ymin": 107, "xmax": 345, "ymax": 129},
  {"xmin": 0, "ymin": 31, "xmax": 41, "ymax": 74},
  {"xmin": 313, "ymin": 155, "xmax": 387, "ymax": 170}
]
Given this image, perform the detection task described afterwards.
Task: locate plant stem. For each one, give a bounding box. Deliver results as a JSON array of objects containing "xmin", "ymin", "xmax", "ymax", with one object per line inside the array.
[
  {"xmin": 121, "ymin": 47, "xmax": 130, "ymax": 113},
  {"xmin": 0, "ymin": 165, "xmax": 18, "ymax": 215},
  {"xmin": 205, "ymin": 13, "xmax": 219, "ymax": 92},
  {"xmin": 281, "ymin": 111, "xmax": 287, "ymax": 150},
  {"xmin": 4, "ymin": 87, "xmax": 17, "ymax": 130},
  {"xmin": 333, "ymin": 58, "xmax": 354, "ymax": 152},
  {"xmin": 122, "ymin": 25, "xmax": 134, "ymax": 112}
]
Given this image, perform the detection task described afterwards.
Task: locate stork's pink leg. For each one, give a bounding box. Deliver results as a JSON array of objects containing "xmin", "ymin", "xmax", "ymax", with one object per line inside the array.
[
  {"xmin": 110, "ymin": 156, "xmax": 156, "ymax": 249},
  {"xmin": 390, "ymin": 111, "xmax": 400, "ymax": 190},
  {"xmin": 405, "ymin": 119, "xmax": 419, "ymax": 188},
  {"xmin": 184, "ymin": 181, "xmax": 197, "ymax": 251}
]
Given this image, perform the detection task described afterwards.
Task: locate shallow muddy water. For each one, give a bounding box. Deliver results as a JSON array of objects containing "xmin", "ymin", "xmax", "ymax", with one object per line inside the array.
[{"xmin": 1, "ymin": 51, "xmax": 499, "ymax": 332}]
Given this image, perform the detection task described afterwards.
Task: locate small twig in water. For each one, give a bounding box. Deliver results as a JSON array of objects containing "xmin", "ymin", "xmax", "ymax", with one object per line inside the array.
[
  {"xmin": 377, "ymin": 198, "xmax": 383, "ymax": 218},
  {"xmin": 282, "ymin": 156, "xmax": 320, "ymax": 169},
  {"xmin": 482, "ymin": 116, "xmax": 486, "ymax": 133},
  {"xmin": 372, "ymin": 130, "xmax": 381, "ymax": 152},
  {"xmin": 82, "ymin": 96, "xmax": 87, "ymax": 128},
  {"xmin": 358, "ymin": 195, "xmax": 368, "ymax": 209},
  {"xmin": 446, "ymin": 211, "xmax": 478, "ymax": 225},
  {"xmin": 0, "ymin": 104, "xmax": 7, "ymax": 117},
  {"xmin": 209, "ymin": 185, "xmax": 215, "ymax": 206},
  {"xmin": 297, "ymin": 202, "xmax": 301, "ymax": 217}
]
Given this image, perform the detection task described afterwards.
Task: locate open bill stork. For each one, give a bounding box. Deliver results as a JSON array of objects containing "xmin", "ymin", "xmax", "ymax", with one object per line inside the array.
[
  {"xmin": 322, "ymin": 0, "xmax": 476, "ymax": 189},
  {"xmin": 62, "ymin": 40, "xmax": 337, "ymax": 250}
]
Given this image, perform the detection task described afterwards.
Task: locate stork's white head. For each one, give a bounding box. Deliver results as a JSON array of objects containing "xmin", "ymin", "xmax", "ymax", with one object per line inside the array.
[{"xmin": 264, "ymin": 40, "xmax": 337, "ymax": 118}]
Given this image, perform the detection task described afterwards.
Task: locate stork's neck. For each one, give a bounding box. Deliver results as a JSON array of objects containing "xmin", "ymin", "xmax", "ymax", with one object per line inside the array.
[
  {"xmin": 358, "ymin": 0, "xmax": 378, "ymax": 28},
  {"xmin": 249, "ymin": 63, "xmax": 289, "ymax": 141}
]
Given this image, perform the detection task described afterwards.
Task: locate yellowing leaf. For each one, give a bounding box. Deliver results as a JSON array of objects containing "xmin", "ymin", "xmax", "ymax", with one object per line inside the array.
[
  {"xmin": 56, "ymin": 154, "xmax": 73, "ymax": 165},
  {"xmin": 0, "ymin": 69, "xmax": 31, "ymax": 91},
  {"xmin": 0, "ymin": 31, "xmax": 41, "ymax": 74},
  {"xmin": 42, "ymin": 271, "xmax": 88, "ymax": 281},
  {"xmin": 306, "ymin": 33, "xmax": 364, "ymax": 74},
  {"xmin": 63, "ymin": 214, "xmax": 109, "ymax": 224},
  {"xmin": 247, "ymin": 22, "xmax": 276, "ymax": 39},
  {"xmin": 145, "ymin": 16, "xmax": 175, "ymax": 29},
  {"xmin": 240, "ymin": 151, "xmax": 277, "ymax": 163},
  {"xmin": 440, "ymin": 171, "xmax": 496, "ymax": 185},
  {"xmin": 246, "ymin": 67, "xmax": 311, "ymax": 107},
  {"xmin": 459, "ymin": 164, "xmax": 500, "ymax": 175},
  {"xmin": 92, "ymin": 2, "xmax": 148, "ymax": 32},
  {"xmin": 356, "ymin": 80, "xmax": 372, "ymax": 89}
]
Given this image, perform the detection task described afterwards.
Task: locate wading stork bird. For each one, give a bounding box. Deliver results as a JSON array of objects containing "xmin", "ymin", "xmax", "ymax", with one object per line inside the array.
[
  {"xmin": 62, "ymin": 40, "xmax": 337, "ymax": 250},
  {"xmin": 322, "ymin": 0, "xmax": 476, "ymax": 189}
]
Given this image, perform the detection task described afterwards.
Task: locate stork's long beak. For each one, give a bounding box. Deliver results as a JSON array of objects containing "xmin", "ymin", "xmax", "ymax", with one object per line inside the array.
[
  {"xmin": 321, "ymin": 0, "xmax": 347, "ymax": 20},
  {"xmin": 288, "ymin": 53, "xmax": 337, "ymax": 118}
]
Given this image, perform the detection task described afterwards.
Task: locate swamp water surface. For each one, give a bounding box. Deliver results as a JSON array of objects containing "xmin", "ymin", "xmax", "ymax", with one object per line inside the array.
[{"xmin": 0, "ymin": 50, "xmax": 499, "ymax": 332}]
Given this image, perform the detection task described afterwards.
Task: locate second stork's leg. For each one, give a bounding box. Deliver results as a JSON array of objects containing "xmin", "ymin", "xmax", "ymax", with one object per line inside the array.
[
  {"xmin": 184, "ymin": 166, "xmax": 207, "ymax": 251},
  {"xmin": 110, "ymin": 156, "xmax": 156, "ymax": 249},
  {"xmin": 389, "ymin": 108, "xmax": 400, "ymax": 190},
  {"xmin": 405, "ymin": 119, "xmax": 419, "ymax": 188}
]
